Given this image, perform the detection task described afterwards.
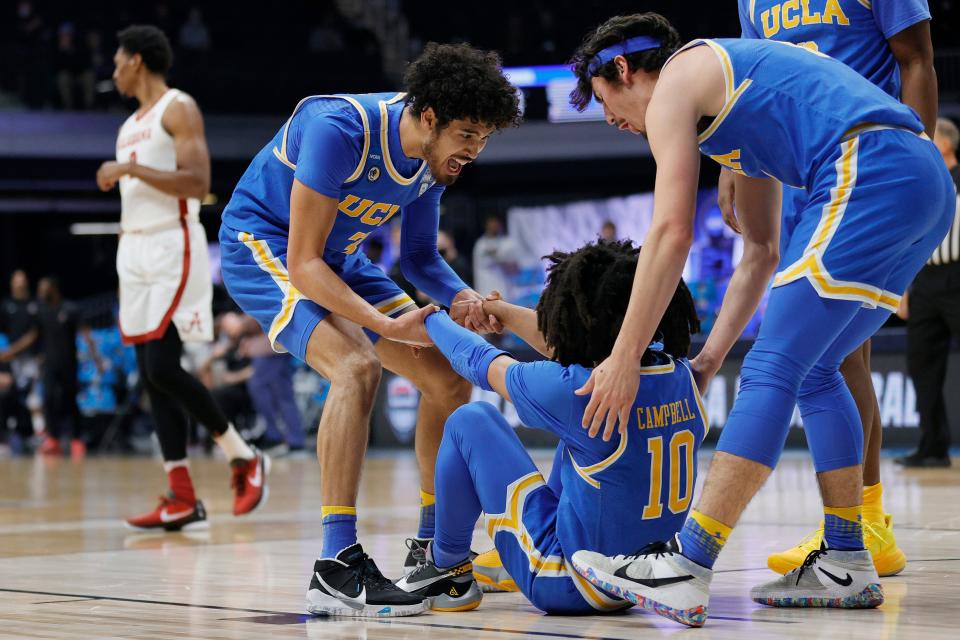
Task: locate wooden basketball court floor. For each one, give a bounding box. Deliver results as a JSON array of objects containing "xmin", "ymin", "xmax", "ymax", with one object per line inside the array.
[{"xmin": 1, "ymin": 450, "xmax": 957, "ymax": 639}]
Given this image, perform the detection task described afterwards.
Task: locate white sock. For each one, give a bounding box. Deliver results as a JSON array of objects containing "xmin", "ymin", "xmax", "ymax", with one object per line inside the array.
[
  {"xmin": 214, "ymin": 424, "xmax": 255, "ymax": 462},
  {"xmin": 163, "ymin": 459, "xmax": 189, "ymax": 473}
]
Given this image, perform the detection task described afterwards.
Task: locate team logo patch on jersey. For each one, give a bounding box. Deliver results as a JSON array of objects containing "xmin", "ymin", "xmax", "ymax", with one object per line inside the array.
[{"xmin": 367, "ymin": 166, "xmax": 381, "ymax": 182}]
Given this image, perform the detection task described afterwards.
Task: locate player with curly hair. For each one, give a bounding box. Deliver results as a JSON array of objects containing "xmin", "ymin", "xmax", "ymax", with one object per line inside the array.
[
  {"xmin": 218, "ymin": 43, "xmax": 521, "ymax": 617},
  {"xmin": 391, "ymin": 239, "xmax": 705, "ymax": 613}
]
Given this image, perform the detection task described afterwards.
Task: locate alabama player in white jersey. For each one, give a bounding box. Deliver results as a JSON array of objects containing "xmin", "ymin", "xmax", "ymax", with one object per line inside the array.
[{"xmin": 96, "ymin": 25, "xmax": 268, "ymax": 530}]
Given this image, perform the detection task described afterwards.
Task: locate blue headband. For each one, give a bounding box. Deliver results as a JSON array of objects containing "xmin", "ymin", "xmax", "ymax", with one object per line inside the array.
[{"xmin": 588, "ymin": 35, "xmax": 661, "ymax": 75}]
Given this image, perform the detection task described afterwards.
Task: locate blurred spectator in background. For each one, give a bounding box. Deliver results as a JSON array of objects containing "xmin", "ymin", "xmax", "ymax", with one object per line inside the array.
[
  {"xmin": 36, "ymin": 277, "xmax": 84, "ymax": 458},
  {"xmin": 12, "ymin": 1, "xmax": 47, "ymax": 108},
  {"xmin": 54, "ymin": 22, "xmax": 94, "ymax": 110},
  {"xmin": 199, "ymin": 313, "xmax": 255, "ymax": 448},
  {"xmin": 179, "ymin": 7, "xmax": 211, "ymax": 51},
  {"xmin": 237, "ymin": 314, "xmax": 305, "ymax": 455},
  {"xmin": 600, "ymin": 220, "xmax": 617, "ymax": 242},
  {"xmin": 307, "ymin": 8, "xmax": 347, "ymax": 54},
  {"xmin": 437, "ymin": 230, "xmax": 471, "ymax": 286},
  {"xmin": 0, "ymin": 270, "xmax": 40, "ymax": 451},
  {"xmin": 473, "ymin": 215, "xmax": 517, "ymax": 298},
  {"xmin": 898, "ymin": 117, "xmax": 960, "ymax": 468},
  {"xmin": 205, "ymin": 313, "xmax": 304, "ymax": 455}
]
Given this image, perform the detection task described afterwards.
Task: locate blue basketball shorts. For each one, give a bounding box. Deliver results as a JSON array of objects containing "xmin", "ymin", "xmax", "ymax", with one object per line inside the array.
[{"xmin": 218, "ymin": 224, "xmax": 413, "ymax": 362}]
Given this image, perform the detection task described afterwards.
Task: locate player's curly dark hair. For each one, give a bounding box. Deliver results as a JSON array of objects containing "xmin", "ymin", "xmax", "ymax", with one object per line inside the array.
[
  {"xmin": 117, "ymin": 25, "xmax": 173, "ymax": 75},
  {"xmin": 536, "ymin": 240, "xmax": 700, "ymax": 367},
  {"xmin": 404, "ymin": 42, "xmax": 522, "ymax": 130},
  {"xmin": 569, "ymin": 13, "xmax": 682, "ymax": 112}
]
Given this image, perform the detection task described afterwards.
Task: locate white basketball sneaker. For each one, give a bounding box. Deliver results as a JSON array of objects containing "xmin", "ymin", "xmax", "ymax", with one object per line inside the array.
[
  {"xmin": 571, "ymin": 536, "xmax": 712, "ymax": 627},
  {"xmin": 751, "ymin": 546, "xmax": 883, "ymax": 608}
]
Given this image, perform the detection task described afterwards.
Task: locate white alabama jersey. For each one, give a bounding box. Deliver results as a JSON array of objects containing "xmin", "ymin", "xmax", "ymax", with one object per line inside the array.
[{"xmin": 116, "ymin": 88, "xmax": 200, "ymax": 233}]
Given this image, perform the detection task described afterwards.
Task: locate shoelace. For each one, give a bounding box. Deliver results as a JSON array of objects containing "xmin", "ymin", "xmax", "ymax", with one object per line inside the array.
[
  {"xmin": 794, "ymin": 548, "xmax": 827, "ymax": 585},
  {"xmin": 359, "ymin": 555, "xmax": 396, "ymax": 590},
  {"xmin": 621, "ymin": 539, "xmax": 676, "ymax": 563},
  {"xmin": 405, "ymin": 538, "xmax": 427, "ymax": 565}
]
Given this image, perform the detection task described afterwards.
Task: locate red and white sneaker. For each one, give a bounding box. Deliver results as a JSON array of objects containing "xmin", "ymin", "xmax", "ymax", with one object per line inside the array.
[
  {"xmin": 230, "ymin": 450, "xmax": 270, "ymax": 516},
  {"xmin": 125, "ymin": 494, "xmax": 208, "ymax": 531},
  {"xmin": 39, "ymin": 435, "xmax": 61, "ymax": 456},
  {"xmin": 70, "ymin": 439, "xmax": 86, "ymax": 459}
]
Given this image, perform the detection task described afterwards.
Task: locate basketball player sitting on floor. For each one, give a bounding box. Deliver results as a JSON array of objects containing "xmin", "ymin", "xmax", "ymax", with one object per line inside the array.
[{"xmin": 394, "ymin": 240, "xmax": 707, "ymax": 614}]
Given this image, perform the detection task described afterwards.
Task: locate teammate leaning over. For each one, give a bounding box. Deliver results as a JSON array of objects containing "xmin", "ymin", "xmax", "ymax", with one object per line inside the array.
[
  {"xmin": 393, "ymin": 240, "xmax": 706, "ymax": 614},
  {"xmin": 564, "ymin": 13, "xmax": 954, "ymax": 626},
  {"xmin": 97, "ymin": 25, "xmax": 268, "ymax": 532},
  {"xmin": 723, "ymin": 0, "xmax": 937, "ymax": 578},
  {"xmin": 218, "ymin": 44, "xmax": 521, "ymax": 617}
]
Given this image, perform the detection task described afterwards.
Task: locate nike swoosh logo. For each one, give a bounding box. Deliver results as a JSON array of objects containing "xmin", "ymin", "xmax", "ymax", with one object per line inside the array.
[
  {"xmin": 398, "ymin": 571, "xmax": 446, "ymax": 592},
  {"xmin": 615, "ymin": 569, "xmax": 695, "ymax": 589},
  {"xmin": 159, "ymin": 507, "xmax": 193, "ymax": 523},
  {"xmin": 315, "ymin": 572, "xmax": 366, "ymax": 609},
  {"xmin": 248, "ymin": 458, "xmax": 263, "ymax": 488},
  {"xmin": 819, "ymin": 567, "xmax": 853, "ymax": 586}
]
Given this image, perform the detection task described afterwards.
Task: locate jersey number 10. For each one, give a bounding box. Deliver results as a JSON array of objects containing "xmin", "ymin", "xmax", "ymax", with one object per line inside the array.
[{"xmin": 642, "ymin": 429, "xmax": 695, "ymax": 519}]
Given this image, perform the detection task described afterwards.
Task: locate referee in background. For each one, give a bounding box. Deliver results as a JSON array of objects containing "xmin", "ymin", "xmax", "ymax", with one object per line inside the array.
[{"xmin": 898, "ymin": 117, "xmax": 960, "ymax": 468}]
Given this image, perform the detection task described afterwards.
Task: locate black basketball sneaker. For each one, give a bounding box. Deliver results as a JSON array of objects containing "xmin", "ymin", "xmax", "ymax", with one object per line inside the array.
[
  {"xmin": 306, "ymin": 543, "xmax": 426, "ymax": 617},
  {"xmin": 395, "ymin": 542, "xmax": 482, "ymax": 612}
]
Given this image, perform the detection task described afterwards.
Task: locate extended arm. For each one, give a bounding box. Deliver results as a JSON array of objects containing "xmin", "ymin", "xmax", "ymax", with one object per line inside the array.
[
  {"xmin": 402, "ymin": 185, "xmax": 500, "ymax": 333},
  {"xmin": 481, "ymin": 296, "xmax": 552, "ymax": 357},
  {"xmin": 576, "ymin": 62, "xmax": 703, "ymax": 440},
  {"xmin": 287, "ymin": 179, "xmax": 433, "ymax": 346},
  {"xmin": 692, "ymin": 174, "xmax": 781, "ymax": 388},
  {"xmin": 888, "ymin": 21, "xmax": 938, "ymax": 137},
  {"xmin": 400, "ymin": 187, "xmax": 470, "ymax": 306},
  {"xmin": 424, "ymin": 311, "xmax": 514, "ymax": 398}
]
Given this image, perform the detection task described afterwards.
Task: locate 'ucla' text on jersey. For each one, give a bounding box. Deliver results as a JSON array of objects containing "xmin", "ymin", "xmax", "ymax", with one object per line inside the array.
[
  {"xmin": 222, "ymin": 92, "xmax": 438, "ymax": 264},
  {"xmin": 740, "ymin": 0, "xmax": 931, "ymax": 98}
]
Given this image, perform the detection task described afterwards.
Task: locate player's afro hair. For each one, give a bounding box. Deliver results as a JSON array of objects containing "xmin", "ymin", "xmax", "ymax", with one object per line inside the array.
[
  {"xmin": 569, "ymin": 13, "xmax": 682, "ymax": 112},
  {"xmin": 404, "ymin": 42, "xmax": 522, "ymax": 130},
  {"xmin": 117, "ymin": 25, "xmax": 173, "ymax": 75},
  {"xmin": 536, "ymin": 240, "xmax": 700, "ymax": 368}
]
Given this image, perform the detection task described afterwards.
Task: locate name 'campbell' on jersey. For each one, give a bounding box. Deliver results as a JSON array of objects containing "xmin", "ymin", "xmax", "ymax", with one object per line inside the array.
[
  {"xmin": 506, "ymin": 355, "xmax": 708, "ymax": 559},
  {"xmin": 221, "ymin": 92, "xmax": 440, "ymax": 264}
]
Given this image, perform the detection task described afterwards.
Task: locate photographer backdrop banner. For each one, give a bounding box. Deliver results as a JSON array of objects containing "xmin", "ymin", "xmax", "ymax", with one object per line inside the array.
[{"xmin": 370, "ymin": 350, "xmax": 960, "ymax": 450}]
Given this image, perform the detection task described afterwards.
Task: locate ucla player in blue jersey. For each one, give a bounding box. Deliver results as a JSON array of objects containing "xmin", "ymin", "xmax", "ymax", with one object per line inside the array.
[
  {"xmin": 562, "ymin": 14, "xmax": 954, "ymax": 626},
  {"xmin": 722, "ymin": 0, "xmax": 936, "ymax": 578},
  {"xmin": 388, "ymin": 240, "xmax": 705, "ymax": 614},
  {"xmin": 218, "ymin": 43, "xmax": 521, "ymax": 617}
]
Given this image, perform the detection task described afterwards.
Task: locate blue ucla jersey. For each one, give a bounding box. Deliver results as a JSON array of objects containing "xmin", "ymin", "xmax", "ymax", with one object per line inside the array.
[
  {"xmin": 684, "ymin": 38, "xmax": 923, "ymax": 189},
  {"xmin": 505, "ymin": 355, "xmax": 707, "ymax": 558},
  {"xmin": 222, "ymin": 92, "xmax": 439, "ymax": 265},
  {"xmin": 739, "ymin": 0, "xmax": 930, "ymax": 98}
]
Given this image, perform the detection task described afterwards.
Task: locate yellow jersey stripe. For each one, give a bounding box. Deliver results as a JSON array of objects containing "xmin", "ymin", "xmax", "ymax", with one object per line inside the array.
[
  {"xmin": 698, "ymin": 79, "xmax": 752, "ymax": 145},
  {"xmin": 376, "ymin": 295, "xmax": 415, "ymax": 316},
  {"xmin": 272, "ymin": 94, "xmax": 371, "ymax": 182},
  {"xmin": 807, "ymin": 138, "xmax": 858, "ymax": 253},
  {"xmin": 569, "ymin": 450, "xmax": 601, "ymax": 489},
  {"xmin": 238, "ymin": 231, "xmax": 302, "ymax": 348},
  {"xmin": 579, "ymin": 429, "xmax": 627, "ymax": 475},
  {"xmin": 379, "ymin": 100, "xmax": 428, "ymax": 186},
  {"xmin": 272, "ymin": 147, "xmax": 297, "ymax": 170},
  {"xmin": 702, "ymin": 39, "xmax": 735, "ymax": 102}
]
